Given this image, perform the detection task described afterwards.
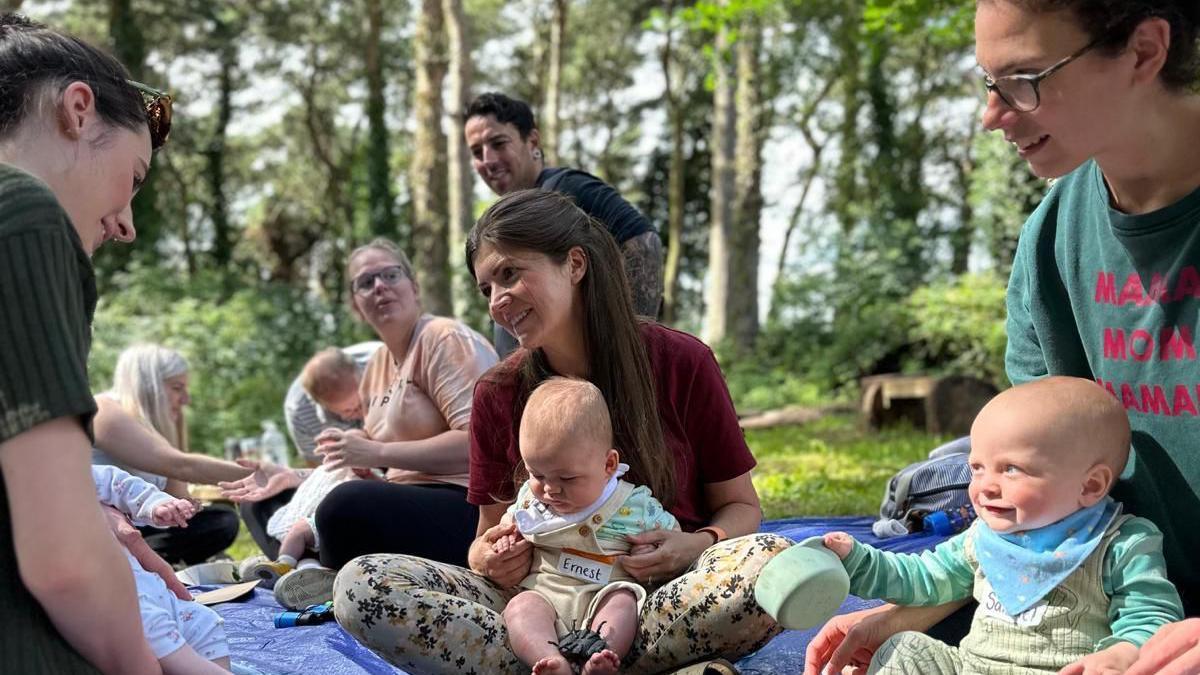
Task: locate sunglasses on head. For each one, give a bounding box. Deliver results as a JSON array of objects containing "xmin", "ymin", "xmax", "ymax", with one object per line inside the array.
[{"xmin": 127, "ymin": 80, "xmax": 172, "ymax": 150}]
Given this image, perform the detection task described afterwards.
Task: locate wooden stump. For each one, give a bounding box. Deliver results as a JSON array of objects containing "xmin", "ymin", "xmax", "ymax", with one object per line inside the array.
[{"xmin": 861, "ymin": 374, "xmax": 998, "ymax": 436}]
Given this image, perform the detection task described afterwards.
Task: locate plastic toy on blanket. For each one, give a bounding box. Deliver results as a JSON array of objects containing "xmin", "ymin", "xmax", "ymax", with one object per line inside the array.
[
  {"xmin": 753, "ymin": 536, "xmax": 850, "ymax": 630},
  {"xmin": 274, "ymin": 601, "xmax": 335, "ymax": 628}
]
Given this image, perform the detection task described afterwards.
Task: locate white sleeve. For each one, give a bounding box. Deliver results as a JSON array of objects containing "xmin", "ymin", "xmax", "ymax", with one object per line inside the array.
[{"xmin": 91, "ymin": 464, "xmax": 175, "ymax": 526}]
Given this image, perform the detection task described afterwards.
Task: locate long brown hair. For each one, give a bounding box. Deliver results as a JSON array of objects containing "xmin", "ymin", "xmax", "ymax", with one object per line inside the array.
[{"xmin": 467, "ymin": 189, "xmax": 675, "ymax": 505}]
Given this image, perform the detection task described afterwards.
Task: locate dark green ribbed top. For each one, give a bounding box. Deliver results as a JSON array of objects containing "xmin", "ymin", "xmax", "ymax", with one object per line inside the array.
[{"xmin": 0, "ymin": 162, "xmax": 101, "ymax": 673}]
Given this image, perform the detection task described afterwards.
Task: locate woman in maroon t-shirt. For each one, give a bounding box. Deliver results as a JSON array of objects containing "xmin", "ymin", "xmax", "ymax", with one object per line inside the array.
[{"xmin": 332, "ymin": 189, "xmax": 791, "ymax": 673}]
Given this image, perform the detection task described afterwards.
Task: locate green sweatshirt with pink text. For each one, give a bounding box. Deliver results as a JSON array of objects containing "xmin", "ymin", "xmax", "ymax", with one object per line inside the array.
[{"xmin": 1005, "ymin": 158, "xmax": 1200, "ymax": 614}]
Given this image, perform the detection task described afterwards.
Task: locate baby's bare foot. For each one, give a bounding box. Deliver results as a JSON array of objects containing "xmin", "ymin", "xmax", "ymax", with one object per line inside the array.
[
  {"xmin": 580, "ymin": 649, "xmax": 621, "ymax": 675},
  {"xmin": 532, "ymin": 655, "xmax": 572, "ymax": 675}
]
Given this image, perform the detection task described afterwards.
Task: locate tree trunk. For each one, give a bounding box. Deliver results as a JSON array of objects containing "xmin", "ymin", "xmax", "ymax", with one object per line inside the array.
[
  {"xmin": 443, "ymin": 0, "xmax": 482, "ymax": 321},
  {"xmin": 542, "ymin": 0, "xmax": 567, "ymax": 166},
  {"xmin": 703, "ymin": 21, "xmax": 735, "ymax": 347},
  {"xmin": 660, "ymin": 0, "xmax": 685, "ymax": 325},
  {"xmin": 950, "ymin": 117, "xmax": 979, "ymax": 275},
  {"xmin": 103, "ymin": 0, "xmax": 160, "ymax": 283},
  {"xmin": 206, "ymin": 34, "xmax": 236, "ymax": 269},
  {"xmin": 832, "ymin": 3, "xmax": 862, "ymax": 237},
  {"xmin": 729, "ymin": 15, "xmax": 763, "ymax": 355},
  {"xmin": 365, "ymin": 0, "xmax": 395, "ymax": 238},
  {"xmin": 410, "ymin": 0, "xmax": 452, "ymax": 314}
]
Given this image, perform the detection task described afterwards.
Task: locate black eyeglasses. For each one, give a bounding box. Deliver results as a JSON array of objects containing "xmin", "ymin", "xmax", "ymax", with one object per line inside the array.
[
  {"xmin": 350, "ymin": 266, "xmax": 407, "ymax": 296},
  {"xmin": 982, "ymin": 35, "xmax": 1106, "ymax": 113},
  {"xmin": 127, "ymin": 80, "xmax": 172, "ymax": 149}
]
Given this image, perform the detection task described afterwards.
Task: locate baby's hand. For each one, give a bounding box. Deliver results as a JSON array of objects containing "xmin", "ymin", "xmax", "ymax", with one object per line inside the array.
[
  {"xmin": 150, "ymin": 498, "xmax": 197, "ymax": 529},
  {"xmin": 1057, "ymin": 641, "xmax": 1138, "ymax": 675},
  {"xmin": 629, "ymin": 543, "xmax": 658, "ymax": 556},
  {"xmin": 492, "ymin": 532, "xmax": 522, "ymax": 554},
  {"xmin": 822, "ymin": 531, "xmax": 856, "ymax": 560}
]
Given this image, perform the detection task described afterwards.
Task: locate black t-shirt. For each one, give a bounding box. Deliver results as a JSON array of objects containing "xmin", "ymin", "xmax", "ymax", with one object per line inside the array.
[
  {"xmin": 0, "ymin": 162, "xmax": 102, "ymax": 673},
  {"xmin": 537, "ymin": 167, "xmax": 654, "ymax": 245}
]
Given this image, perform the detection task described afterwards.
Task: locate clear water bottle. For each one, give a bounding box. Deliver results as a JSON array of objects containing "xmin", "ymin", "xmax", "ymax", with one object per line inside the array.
[
  {"xmin": 922, "ymin": 505, "xmax": 976, "ymax": 536},
  {"xmin": 260, "ymin": 420, "xmax": 289, "ymax": 467}
]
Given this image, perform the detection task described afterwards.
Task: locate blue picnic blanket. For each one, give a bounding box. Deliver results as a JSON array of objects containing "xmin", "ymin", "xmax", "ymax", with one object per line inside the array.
[{"xmin": 213, "ymin": 516, "xmax": 948, "ymax": 674}]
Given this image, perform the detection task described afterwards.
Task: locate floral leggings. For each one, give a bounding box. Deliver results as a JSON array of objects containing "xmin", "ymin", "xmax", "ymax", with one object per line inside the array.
[{"xmin": 333, "ymin": 533, "xmax": 791, "ymax": 674}]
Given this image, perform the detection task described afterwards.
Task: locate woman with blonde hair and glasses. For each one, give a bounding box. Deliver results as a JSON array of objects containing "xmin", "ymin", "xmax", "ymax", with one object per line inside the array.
[{"xmin": 94, "ymin": 343, "xmax": 241, "ymax": 566}]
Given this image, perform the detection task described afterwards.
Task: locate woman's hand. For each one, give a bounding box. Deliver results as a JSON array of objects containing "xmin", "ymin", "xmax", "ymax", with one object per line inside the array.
[
  {"xmin": 469, "ymin": 520, "xmax": 533, "ymax": 588},
  {"xmin": 315, "ymin": 428, "xmax": 380, "ymax": 471},
  {"xmin": 218, "ymin": 459, "xmax": 302, "ymax": 503},
  {"xmin": 621, "ymin": 530, "xmax": 711, "ymax": 583},
  {"xmin": 1124, "ymin": 619, "xmax": 1200, "ymax": 675},
  {"xmin": 803, "ymin": 602, "xmax": 966, "ymax": 675},
  {"xmin": 102, "ymin": 505, "xmax": 190, "ymax": 601},
  {"xmin": 802, "ymin": 604, "xmax": 909, "ymax": 675}
]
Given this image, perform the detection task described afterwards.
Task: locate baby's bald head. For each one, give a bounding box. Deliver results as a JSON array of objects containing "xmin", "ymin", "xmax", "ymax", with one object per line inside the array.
[{"xmin": 973, "ymin": 376, "xmax": 1130, "ymax": 478}]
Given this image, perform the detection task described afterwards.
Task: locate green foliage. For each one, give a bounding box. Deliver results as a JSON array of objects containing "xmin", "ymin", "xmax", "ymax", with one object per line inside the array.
[
  {"xmin": 749, "ymin": 267, "xmax": 1008, "ymax": 404},
  {"xmin": 90, "ymin": 267, "xmax": 371, "ymax": 456},
  {"xmin": 906, "ymin": 272, "xmax": 1008, "ymax": 387},
  {"xmin": 750, "ymin": 414, "xmax": 950, "ymax": 518},
  {"xmin": 724, "ymin": 364, "xmax": 831, "ymax": 413},
  {"xmin": 863, "ymin": 0, "xmax": 974, "ymax": 48}
]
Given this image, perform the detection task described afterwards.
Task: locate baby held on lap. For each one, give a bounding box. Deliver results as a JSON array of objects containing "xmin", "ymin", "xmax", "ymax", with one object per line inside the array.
[
  {"xmin": 497, "ymin": 378, "xmax": 679, "ymax": 675},
  {"xmin": 821, "ymin": 377, "xmax": 1183, "ymax": 675}
]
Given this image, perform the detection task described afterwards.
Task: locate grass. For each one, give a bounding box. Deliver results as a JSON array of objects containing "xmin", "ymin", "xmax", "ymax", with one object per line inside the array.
[
  {"xmin": 749, "ymin": 413, "xmax": 950, "ymax": 520},
  {"xmin": 220, "ymin": 412, "xmax": 949, "ymax": 562}
]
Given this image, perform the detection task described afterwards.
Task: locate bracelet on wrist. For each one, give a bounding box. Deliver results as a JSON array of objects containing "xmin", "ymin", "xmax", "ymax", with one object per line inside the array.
[{"xmin": 695, "ymin": 525, "xmax": 727, "ymax": 546}]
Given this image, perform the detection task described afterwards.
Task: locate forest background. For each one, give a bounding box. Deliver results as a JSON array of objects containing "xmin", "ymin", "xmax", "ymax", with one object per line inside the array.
[{"xmin": 9, "ymin": 0, "xmax": 1037, "ymax": 474}]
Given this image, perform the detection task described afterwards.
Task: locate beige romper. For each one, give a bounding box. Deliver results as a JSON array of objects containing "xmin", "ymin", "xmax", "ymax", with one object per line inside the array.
[{"xmin": 519, "ymin": 481, "xmax": 650, "ymax": 636}]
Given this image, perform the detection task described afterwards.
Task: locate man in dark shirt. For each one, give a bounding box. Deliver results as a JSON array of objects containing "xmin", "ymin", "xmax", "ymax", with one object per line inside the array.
[{"xmin": 464, "ymin": 92, "xmax": 662, "ymax": 355}]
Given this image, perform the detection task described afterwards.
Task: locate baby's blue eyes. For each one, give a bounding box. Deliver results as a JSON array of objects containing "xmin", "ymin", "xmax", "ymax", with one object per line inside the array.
[{"xmin": 968, "ymin": 464, "xmax": 1024, "ymax": 475}]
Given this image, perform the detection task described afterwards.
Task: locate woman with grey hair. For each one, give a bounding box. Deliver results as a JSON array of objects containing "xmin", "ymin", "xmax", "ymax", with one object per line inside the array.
[{"xmin": 94, "ymin": 344, "xmax": 240, "ymax": 565}]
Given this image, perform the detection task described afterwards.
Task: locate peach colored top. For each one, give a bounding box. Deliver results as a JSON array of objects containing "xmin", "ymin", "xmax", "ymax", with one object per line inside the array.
[{"xmin": 359, "ymin": 315, "xmax": 497, "ymax": 487}]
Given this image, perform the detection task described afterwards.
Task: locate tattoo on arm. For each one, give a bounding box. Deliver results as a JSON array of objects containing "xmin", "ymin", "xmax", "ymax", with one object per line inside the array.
[{"xmin": 622, "ymin": 231, "xmax": 664, "ymax": 319}]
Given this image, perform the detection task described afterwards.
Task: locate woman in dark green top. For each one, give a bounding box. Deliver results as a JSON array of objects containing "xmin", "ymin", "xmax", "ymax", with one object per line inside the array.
[{"xmin": 0, "ymin": 13, "xmax": 173, "ymax": 674}]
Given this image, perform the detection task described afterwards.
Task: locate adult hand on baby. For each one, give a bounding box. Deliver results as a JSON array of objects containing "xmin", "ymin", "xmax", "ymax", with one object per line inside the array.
[
  {"xmin": 621, "ymin": 529, "xmax": 710, "ymax": 583},
  {"xmin": 802, "ymin": 603, "xmax": 899, "ymax": 675},
  {"xmin": 1058, "ymin": 641, "xmax": 1139, "ymax": 675},
  {"xmin": 315, "ymin": 428, "xmax": 379, "ymax": 471},
  {"xmin": 218, "ymin": 459, "xmax": 302, "ymax": 502},
  {"xmin": 1124, "ymin": 619, "xmax": 1200, "ymax": 675},
  {"xmin": 474, "ymin": 521, "xmax": 533, "ymax": 587},
  {"xmin": 102, "ymin": 505, "xmax": 191, "ymax": 601},
  {"xmin": 150, "ymin": 498, "xmax": 197, "ymax": 529}
]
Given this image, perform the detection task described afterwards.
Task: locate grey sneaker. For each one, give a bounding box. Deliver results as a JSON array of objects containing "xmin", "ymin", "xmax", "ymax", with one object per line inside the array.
[
  {"xmin": 238, "ymin": 555, "xmax": 268, "ymax": 581},
  {"xmin": 274, "ymin": 566, "xmax": 337, "ymax": 610}
]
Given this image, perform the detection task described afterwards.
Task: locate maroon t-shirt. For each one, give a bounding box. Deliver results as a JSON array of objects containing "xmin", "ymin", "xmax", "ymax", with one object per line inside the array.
[{"xmin": 468, "ymin": 322, "xmax": 756, "ymax": 532}]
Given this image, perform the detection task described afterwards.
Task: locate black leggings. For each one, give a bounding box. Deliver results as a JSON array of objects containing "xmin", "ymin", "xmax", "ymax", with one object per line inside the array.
[
  {"xmin": 137, "ymin": 503, "xmax": 240, "ymax": 565},
  {"xmin": 314, "ymin": 481, "xmax": 478, "ymax": 569}
]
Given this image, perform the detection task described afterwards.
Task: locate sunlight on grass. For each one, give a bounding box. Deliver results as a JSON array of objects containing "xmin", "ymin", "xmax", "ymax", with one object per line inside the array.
[{"xmin": 748, "ymin": 413, "xmax": 951, "ymax": 520}]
